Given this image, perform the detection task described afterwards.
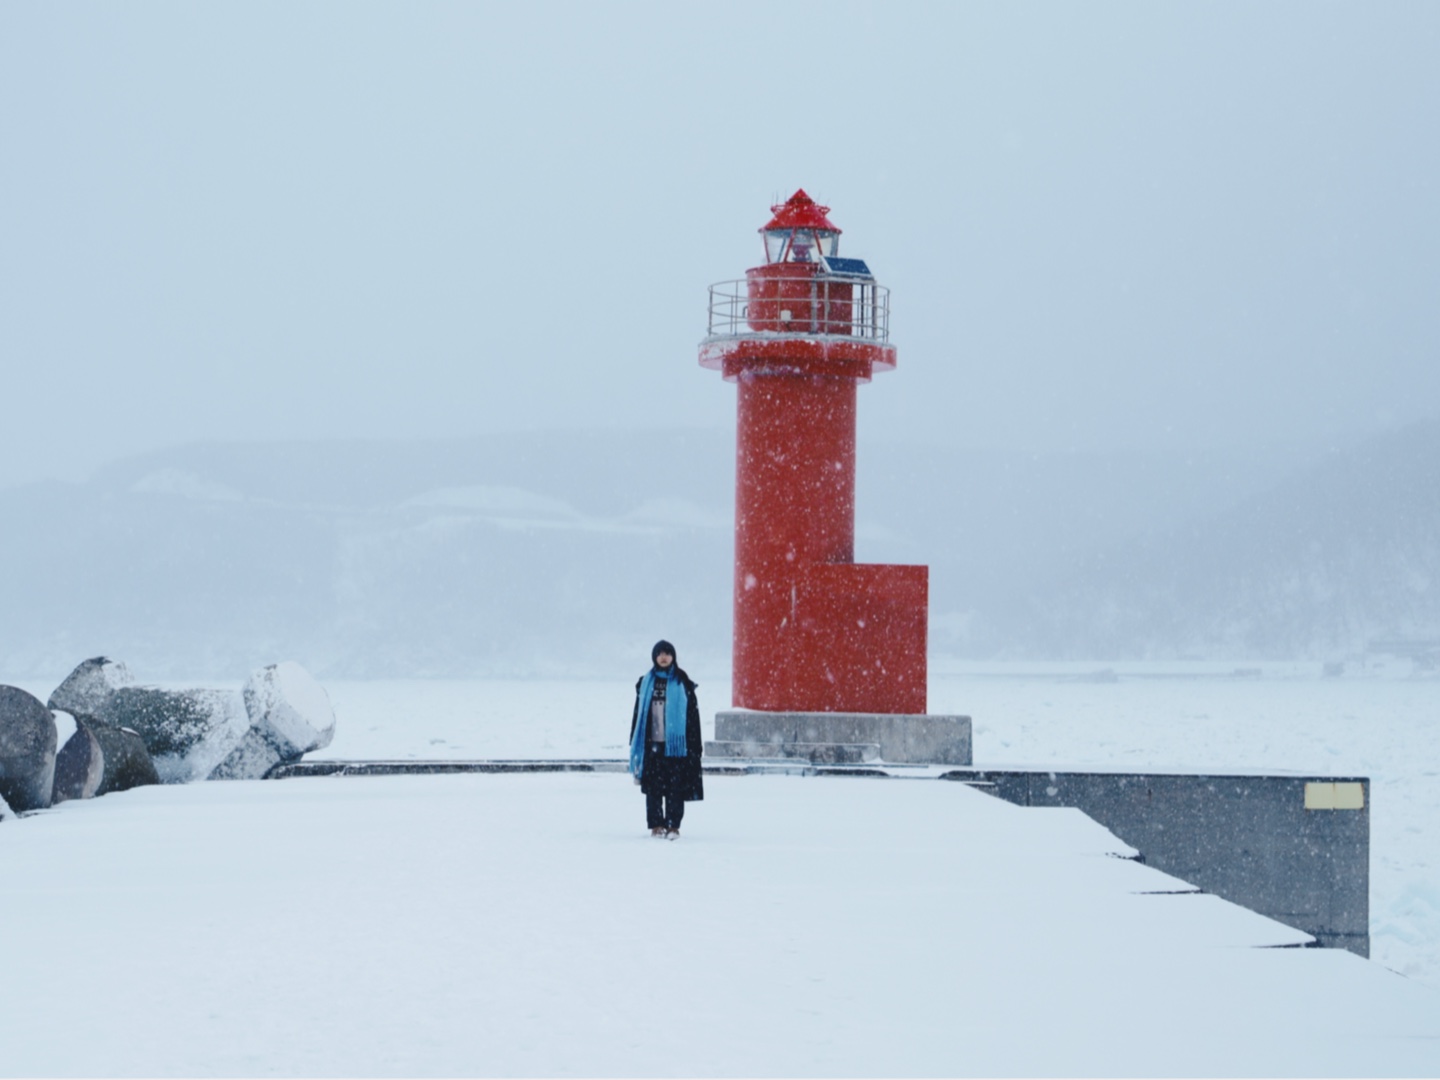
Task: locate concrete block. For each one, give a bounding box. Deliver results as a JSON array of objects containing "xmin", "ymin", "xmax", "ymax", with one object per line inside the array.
[{"xmin": 714, "ymin": 711, "xmax": 971, "ymax": 765}]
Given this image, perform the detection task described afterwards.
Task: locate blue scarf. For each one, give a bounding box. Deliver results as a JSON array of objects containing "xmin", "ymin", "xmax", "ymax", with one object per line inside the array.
[{"xmin": 629, "ymin": 667, "xmax": 688, "ymax": 778}]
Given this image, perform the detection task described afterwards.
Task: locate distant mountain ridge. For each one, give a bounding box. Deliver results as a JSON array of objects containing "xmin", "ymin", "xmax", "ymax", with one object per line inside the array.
[
  {"xmin": 0, "ymin": 431, "xmax": 737, "ymax": 680},
  {"xmin": 0, "ymin": 424, "xmax": 1430, "ymax": 678},
  {"xmin": 993, "ymin": 418, "xmax": 1440, "ymax": 660}
]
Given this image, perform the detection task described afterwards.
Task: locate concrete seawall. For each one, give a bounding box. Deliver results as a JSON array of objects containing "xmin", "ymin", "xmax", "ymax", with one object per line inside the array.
[{"xmin": 949, "ymin": 769, "xmax": 1370, "ymax": 955}]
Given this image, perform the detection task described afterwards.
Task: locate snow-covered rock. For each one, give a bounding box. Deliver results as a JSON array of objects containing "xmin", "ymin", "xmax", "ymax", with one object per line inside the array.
[
  {"xmin": 206, "ymin": 729, "xmax": 277, "ymax": 781},
  {"xmin": 211, "ymin": 662, "xmax": 335, "ymax": 780},
  {"xmin": 97, "ymin": 687, "xmax": 248, "ymax": 784},
  {"xmin": 48, "ymin": 657, "xmax": 135, "ymax": 720},
  {"xmin": 53, "ymin": 714, "xmax": 161, "ymax": 801},
  {"xmin": 0, "ymin": 685, "xmax": 57, "ymax": 811},
  {"xmin": 52, "ymin": 714, "xmax": 104, "ymax": 802},
  {"xmin": 0, "ymin": 788, "xmax": 13, "ymax": 821},
  {"xmin": 243, "ymin": 661, "xmax": 336, "ymax": 758},
  {"xmin": 46, "ymin": 660, "xmax": 332, "ymax": 785},
  {"xmin": 88, "ymin": 721, "xmax": 160, "ymax": 795}
]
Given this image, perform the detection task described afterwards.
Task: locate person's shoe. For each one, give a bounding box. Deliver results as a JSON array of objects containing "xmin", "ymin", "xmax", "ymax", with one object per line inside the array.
[
  {"xmin": 650, "ymin": 827, "xmax": 666, "ymax": 838},
  {"xmin": 665, "ymin": 828, "xmax": 679, "ymax": 840}
]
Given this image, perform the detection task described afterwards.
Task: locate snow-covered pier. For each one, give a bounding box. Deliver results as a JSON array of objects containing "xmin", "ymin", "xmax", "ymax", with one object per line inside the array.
[
  {"xmin": 271, "ymin": 755, "xmax": 1372, "ymax": 957},
  {"xmin": 2, "ymin": 771, "xmax": 1434, "ymax": 1076}
]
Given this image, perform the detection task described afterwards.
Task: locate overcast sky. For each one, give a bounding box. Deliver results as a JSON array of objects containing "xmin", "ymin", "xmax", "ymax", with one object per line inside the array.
[{"xmin": 2, "ymin": 1, "xmax": 1437, "ymax": 487}]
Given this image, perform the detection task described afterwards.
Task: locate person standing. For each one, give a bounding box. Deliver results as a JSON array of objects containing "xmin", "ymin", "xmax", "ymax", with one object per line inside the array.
[{"xmin": 629, "ymin": 640, "xmax": 703, "ymax": 839}]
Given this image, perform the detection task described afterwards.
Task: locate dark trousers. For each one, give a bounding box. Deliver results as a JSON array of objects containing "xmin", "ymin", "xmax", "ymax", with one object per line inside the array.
[{"xmin": 643, "ymin": 742, "xmax": 686, "ymax": 830}]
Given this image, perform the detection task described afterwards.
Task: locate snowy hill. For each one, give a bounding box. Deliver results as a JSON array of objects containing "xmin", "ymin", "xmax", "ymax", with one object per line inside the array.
[
  {"xmin": 0, "ymin": 432, "xmax": 734, "ymax": 678},
  {"xmin": 0, "ymin": 424, "xmax": 1425, "ymax": 677},
  {"xmin": 996, "ymin": 418, "xmax": 1440, "ymax": 659}
]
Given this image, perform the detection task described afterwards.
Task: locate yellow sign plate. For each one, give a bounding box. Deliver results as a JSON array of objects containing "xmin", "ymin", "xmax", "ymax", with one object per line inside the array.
[{"xmin": 1305, "ymin": 781, "xmax": 1365, "ymax": 810}]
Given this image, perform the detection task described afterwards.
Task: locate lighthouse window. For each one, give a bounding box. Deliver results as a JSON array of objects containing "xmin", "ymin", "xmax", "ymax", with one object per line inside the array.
[
  {"xmin": 763, "ymin": 227, "xmax": 840, "ymax": 264},
  {"xmin": 764, "ymin": 229, "xmax": 790, "ymax": 263}
]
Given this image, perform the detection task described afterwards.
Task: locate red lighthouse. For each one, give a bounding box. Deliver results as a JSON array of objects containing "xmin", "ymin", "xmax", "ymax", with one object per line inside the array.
[{"xmin": 701, "ymin": 190, "xmax": 929, "ymax": 717}]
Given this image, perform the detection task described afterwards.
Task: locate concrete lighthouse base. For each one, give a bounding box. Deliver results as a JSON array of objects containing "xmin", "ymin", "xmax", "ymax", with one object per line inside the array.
[{"xmin": 707, "ymin": 710, "xmax": 972, "ymax": 766}]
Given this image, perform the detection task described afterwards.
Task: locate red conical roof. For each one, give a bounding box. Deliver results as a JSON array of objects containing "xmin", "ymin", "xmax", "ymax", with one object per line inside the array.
[{"xmin": 759, "ymin": 189, "xmax": 841, "ymax": 234}]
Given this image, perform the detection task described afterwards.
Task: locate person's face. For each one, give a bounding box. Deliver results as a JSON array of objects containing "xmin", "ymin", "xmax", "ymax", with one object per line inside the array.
[{"xmin": 655, "ymin": 651, "xmax": 674, "ymax": 669}]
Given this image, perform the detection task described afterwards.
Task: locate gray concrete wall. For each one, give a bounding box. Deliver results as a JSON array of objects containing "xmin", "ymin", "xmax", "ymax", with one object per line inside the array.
[
  {"xmin": 952, "ymin": 770, "xmax": 1369, "ymax": 956},
  {"xmin": 714, "ymin": 711, "xmax": 971, "ymax": 765}
]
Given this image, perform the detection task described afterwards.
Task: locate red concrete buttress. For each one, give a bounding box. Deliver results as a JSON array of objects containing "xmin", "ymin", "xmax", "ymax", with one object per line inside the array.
[{"xmin": 700, "ymin": 190, "xmax": 928, "ymax": 714}]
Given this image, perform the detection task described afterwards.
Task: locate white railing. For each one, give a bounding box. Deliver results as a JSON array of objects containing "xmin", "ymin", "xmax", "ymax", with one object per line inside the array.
[{"xmin": 705, "ymin": 278, "xmax": 891, "ymax": 342}]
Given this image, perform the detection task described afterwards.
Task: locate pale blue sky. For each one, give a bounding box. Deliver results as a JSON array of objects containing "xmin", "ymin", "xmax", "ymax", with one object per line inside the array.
[{"xmin": 2, "ymin": 1, "xmax": 1437, "ymax": 486}]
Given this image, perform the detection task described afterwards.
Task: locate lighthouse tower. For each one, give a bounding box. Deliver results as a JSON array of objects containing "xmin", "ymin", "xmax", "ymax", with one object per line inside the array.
[{"xmin": 700, "ymin": 190, "xmax": 931, "ymax": 720}]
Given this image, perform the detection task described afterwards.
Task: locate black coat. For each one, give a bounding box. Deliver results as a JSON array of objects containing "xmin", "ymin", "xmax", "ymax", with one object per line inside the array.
[{"xmin": 630, "ymin": 667, "xmax": 704, "ymax": 802}]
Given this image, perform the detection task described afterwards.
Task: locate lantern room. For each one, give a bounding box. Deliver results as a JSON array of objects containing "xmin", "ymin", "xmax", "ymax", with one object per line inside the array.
[
  {"xmin": 760, "ymin": 189, "xmax": 842, "ymax": 264},
  {"xmin": 748, "ymin": 190, "xmax": 880, "ymax": 345}
]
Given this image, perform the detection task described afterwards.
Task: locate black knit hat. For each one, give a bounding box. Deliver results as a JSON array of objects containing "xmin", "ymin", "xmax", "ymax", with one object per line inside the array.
[{"xmin": 651, "ymin": 640, "xmax": 676, "ymax": 664}]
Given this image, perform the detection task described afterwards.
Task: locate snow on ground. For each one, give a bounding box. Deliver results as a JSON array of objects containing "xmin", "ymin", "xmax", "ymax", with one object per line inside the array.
[
  {"xmin": 6, "ymin": 663, "xmax": 1438, "ymax": 1075},
  {"xmin": 288, "ymin": 665, "xmax": 1440, "ymax": 991},
  {"xmin": 3, "ymin": 771, "xmax": 1438, "ymax": 1077}
]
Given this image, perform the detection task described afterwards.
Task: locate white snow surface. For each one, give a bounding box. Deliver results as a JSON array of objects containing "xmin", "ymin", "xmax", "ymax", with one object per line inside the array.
[
  {"xmin": 295, "ymin": 665, "xmax": 1440, "ymax": 993},
  {"xmin": 4, "ymin": 664, "xmax": 1439, "ymax": 1076},
  {"xmin": 4, "ymin": 771, "xmax": 1438, "ymax": 1077}
]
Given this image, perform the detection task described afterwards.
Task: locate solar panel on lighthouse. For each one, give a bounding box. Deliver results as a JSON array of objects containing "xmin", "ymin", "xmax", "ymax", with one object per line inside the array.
[{"xmin": 820, "ymin": 255, "xmax": 874, "ymax": 278}]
